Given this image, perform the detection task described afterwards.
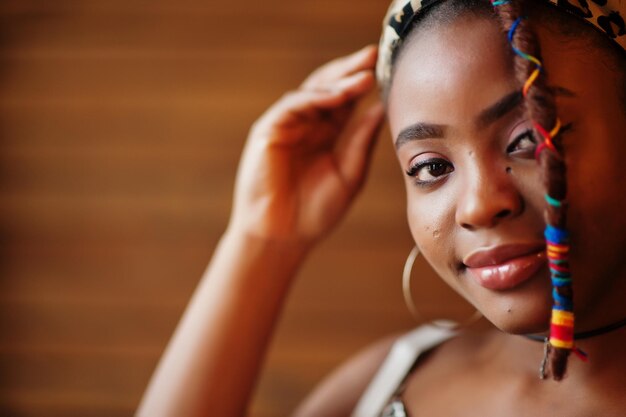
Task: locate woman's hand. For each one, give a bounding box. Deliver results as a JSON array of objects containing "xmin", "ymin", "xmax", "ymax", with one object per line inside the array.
[
  {"xmin": 138, "ymin": 46, "xmax": 384, "ymax": 417},
  {"xmin": 229, "ymin": 45, "xmax": 384, "ymax": 247}
]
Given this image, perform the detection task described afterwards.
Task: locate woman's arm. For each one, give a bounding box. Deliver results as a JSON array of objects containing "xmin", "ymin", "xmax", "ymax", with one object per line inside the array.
[
  {"xmin": 136, "ymin": 45, "xmax": 384, "ymax": 417},
  {"xmin": 136, "ymin": 229, "xmax": 307, "ymax": 417}
]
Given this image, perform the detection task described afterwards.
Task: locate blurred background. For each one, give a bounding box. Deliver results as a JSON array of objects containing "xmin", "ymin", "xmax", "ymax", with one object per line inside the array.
[{"xmin": 0, "ymin": 1, "xmax": 477, "ymax": 416}]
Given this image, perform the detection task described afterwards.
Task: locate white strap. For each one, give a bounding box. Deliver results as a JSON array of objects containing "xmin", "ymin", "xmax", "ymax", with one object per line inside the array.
[{"xmin": 351, "ymin": 324, "xmax": 457, "ymax": 417}]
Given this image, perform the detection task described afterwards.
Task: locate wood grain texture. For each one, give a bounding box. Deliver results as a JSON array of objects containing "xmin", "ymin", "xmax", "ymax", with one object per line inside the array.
[{"xmin": 0, "ymin": 1, "xmax": 475, "ymax": 415}]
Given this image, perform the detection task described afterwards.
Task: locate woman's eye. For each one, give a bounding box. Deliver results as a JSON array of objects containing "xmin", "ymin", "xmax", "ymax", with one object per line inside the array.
[
  {"xmin": 406, "ymin": 158, "xmax": 454, "ymax": 185},
  {"xmin": 506, "ymin": 129, "xmax": 537, "ymax": 157}
]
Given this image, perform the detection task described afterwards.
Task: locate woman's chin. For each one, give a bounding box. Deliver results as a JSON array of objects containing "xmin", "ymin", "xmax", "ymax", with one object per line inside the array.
[
  {"xmin": 461, "ymin": 266, "xmax": 554, "ymax": 335},
  {"xmin": 490, "ymin": 315, "xmax": 550, "ymax": 336},
  {"xmin": 477, "ymin": 290, "xmax": 553, "ymax": 335}
]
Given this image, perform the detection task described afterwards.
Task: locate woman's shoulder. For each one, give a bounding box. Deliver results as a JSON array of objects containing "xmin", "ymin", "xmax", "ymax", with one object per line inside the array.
[{"xmin": 291, "ymin": 324, "xmax": 468, "ymax": 417}]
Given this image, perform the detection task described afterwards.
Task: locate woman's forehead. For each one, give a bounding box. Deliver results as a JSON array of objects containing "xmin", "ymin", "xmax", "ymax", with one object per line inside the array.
[{"xmin": 387, "ymin": 18, "xmax": 516, "ymax": 135}]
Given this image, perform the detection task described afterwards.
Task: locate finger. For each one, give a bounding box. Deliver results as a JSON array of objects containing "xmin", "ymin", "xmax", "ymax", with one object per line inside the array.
[
  {"xmin": 322, "ymin": 70, "xmax": 376, "ymax": 100},
  {"xmin": 301, "ymin": 45, "xmax": 378, "ymax": 89},
  {"xmin": 306, "ymin": 70, "xmax": 376, "ymax": 106},
  {"xmin": 254, "ymin": 74, "xmax": 375, "ymax": 137},
  {"xmin": 250, "ymin": 89, "xmax": 352, "ymax": 140},
  {"xmin": 336, "ymin": 101, "xmax": 385, "ymax": 190}
]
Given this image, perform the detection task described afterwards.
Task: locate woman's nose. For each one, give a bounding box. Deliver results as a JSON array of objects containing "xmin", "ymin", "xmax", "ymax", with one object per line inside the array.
[{"xmin": 455, "ymin": 167, "xmax": 523, "ymax": 231}]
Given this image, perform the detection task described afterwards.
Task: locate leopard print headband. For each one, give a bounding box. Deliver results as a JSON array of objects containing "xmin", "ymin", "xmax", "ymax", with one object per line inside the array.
[{"xmin": 377, "ymin": 0, "xmax": 625, "ymax": 89}]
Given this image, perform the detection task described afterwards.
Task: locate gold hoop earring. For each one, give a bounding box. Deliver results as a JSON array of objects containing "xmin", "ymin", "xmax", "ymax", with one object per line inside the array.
[{"xmin": 403, "ymin": 246, "xmax": 483, "ymax": 330}]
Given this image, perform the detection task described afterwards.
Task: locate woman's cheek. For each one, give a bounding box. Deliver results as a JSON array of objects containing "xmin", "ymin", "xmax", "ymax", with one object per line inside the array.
[{"xmin": 407, "ymin": 194, "xmax": 449, "ymax": 254}]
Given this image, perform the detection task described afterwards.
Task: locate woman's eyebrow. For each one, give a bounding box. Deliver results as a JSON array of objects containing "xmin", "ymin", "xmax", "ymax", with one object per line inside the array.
[
  {"xmin": 475, "ymin": 90, "xmax": 522, "ymax": 129},
  {"xmin": 395, "ymin": 86, "xmax": 576, "ymax": 150},
  {"xmin": 395, "ymin": 123, "xmax": 445, "ymax": 149},
  {"xmin": 475, "ymin": 86, "xmax": 576, "ymax": 129},
  {"xmin": 395, "ymin": 91, "xmax": 522, "ymax": 149}
]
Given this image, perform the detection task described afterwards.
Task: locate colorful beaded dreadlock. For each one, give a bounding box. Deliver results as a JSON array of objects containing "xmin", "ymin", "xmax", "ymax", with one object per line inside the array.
[{"xmin": 489, "ymin": 0, "xmax": 581, "ymax": 380}]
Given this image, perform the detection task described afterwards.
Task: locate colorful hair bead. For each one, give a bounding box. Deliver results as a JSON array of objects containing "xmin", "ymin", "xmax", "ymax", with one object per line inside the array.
[
  {"xmin": 546, "ymin": 224, "xmax": 580, "ymax": 373},
  {"xmin": 534, "ymin": 119, "xmax": 562, "ymax": 158},
  {"xmin": 545, "ymin": 194, "xmax": 562, "ymax": 207},
  {"xmin": 544, "ymin": 224, "xmax": 568, "ymax": 243}
]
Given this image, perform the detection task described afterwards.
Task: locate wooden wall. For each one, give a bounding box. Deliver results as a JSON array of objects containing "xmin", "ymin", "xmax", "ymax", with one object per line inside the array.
[{"xmin": 0, "ymin": 1, "xmax": 476, "ymax": 416}]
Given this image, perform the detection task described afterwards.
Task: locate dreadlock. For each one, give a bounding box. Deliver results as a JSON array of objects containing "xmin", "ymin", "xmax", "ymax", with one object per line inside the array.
[{"xmin": 491, "ymin": 0, "xmax": 578, "ymax": 381}]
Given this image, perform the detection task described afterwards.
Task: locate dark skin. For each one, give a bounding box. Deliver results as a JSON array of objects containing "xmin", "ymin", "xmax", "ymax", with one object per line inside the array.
[{"xmin": 388, "ymin": 15, "xmax": 626, "ymax": 417}]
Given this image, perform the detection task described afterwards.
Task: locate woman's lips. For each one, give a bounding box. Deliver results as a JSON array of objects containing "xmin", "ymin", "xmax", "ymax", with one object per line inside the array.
[{"xmin": 463, "ymin": 243, "xmax": 547, "ymax": 290}]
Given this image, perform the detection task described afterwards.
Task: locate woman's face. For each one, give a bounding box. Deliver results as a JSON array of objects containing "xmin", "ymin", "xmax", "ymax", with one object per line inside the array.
[{"xmin": 387, "ymin": 16, "xmax": 626, "ymax": 334}]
